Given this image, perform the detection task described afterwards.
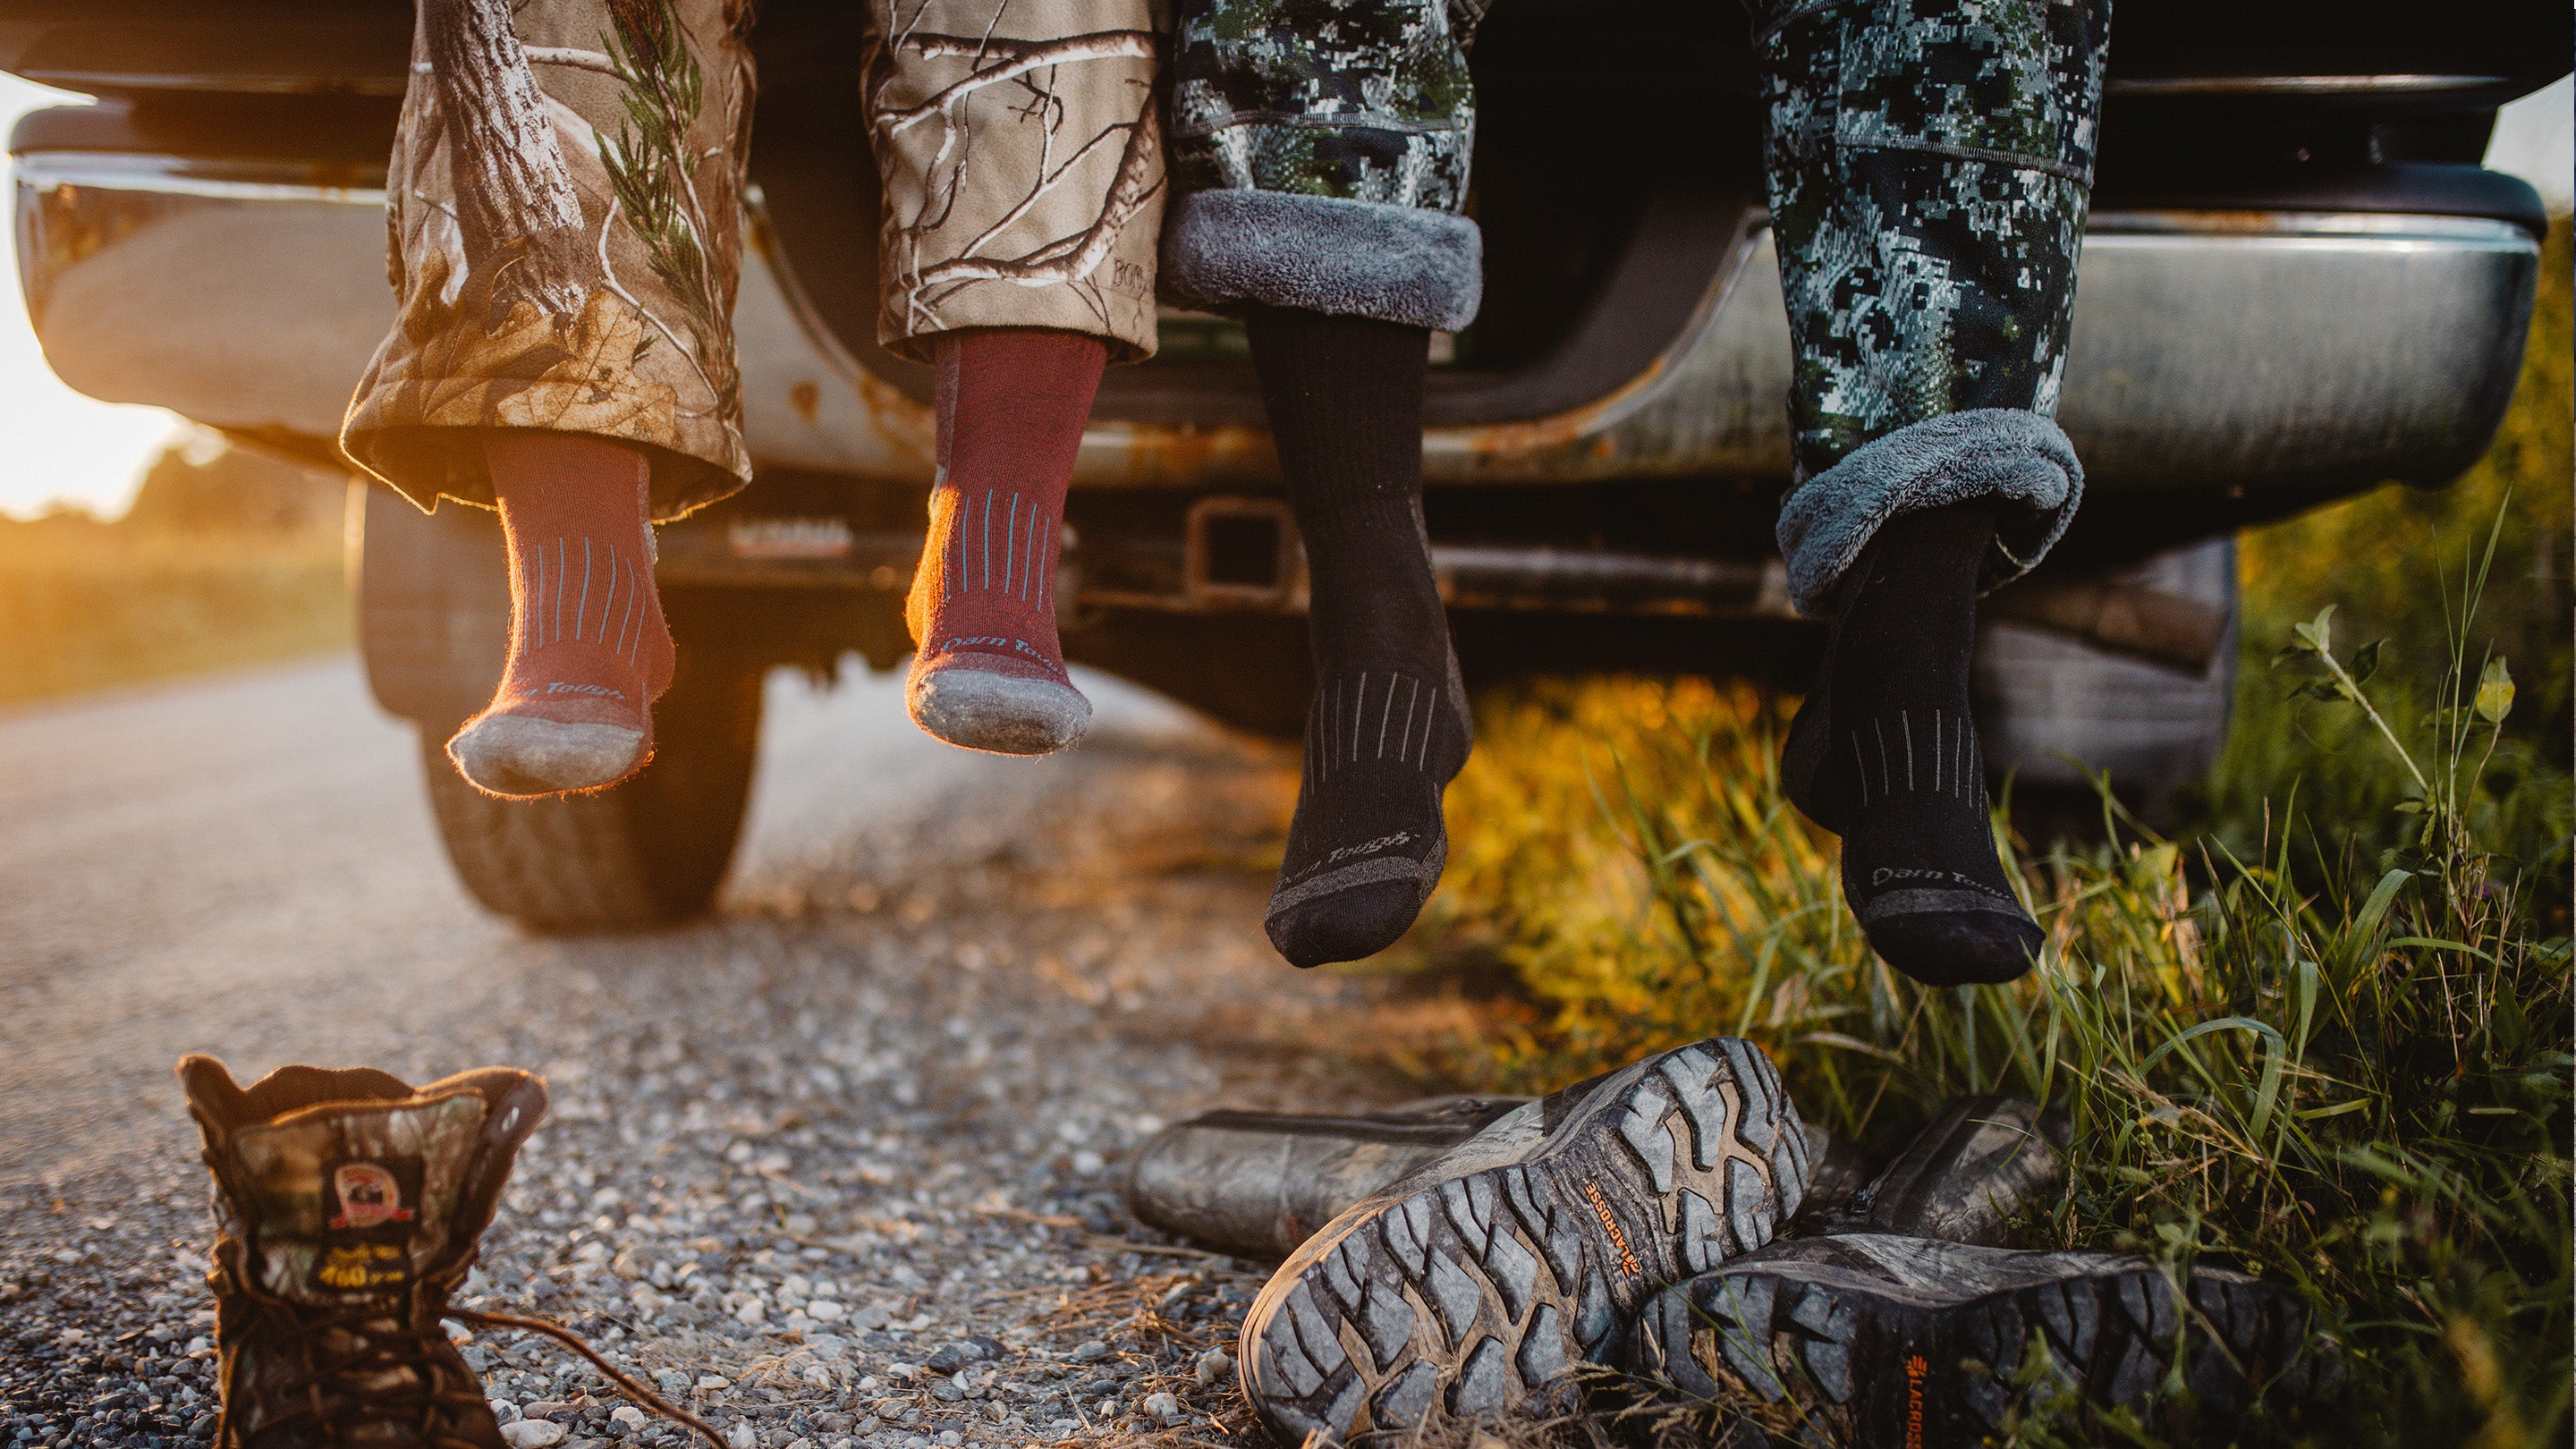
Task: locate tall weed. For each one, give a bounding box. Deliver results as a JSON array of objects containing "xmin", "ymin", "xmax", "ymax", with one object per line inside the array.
[{"xmin": 2193, "ymin": 218, "xmax": 2574, "ymax": 932}]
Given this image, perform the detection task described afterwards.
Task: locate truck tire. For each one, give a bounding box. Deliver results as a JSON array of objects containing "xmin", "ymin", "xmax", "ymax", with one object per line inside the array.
[
  {"xmin": 1972, "ymin": 536, "xmax": 2240, "ymax": 830},
  {"xmin": 418, "ymin": 648, "xmax": 767, "ymax": 933}
]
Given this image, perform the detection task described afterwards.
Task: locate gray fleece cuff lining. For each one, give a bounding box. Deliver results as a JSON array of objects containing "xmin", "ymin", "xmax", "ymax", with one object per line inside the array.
[
  {"xmin": 1775, "ymin": 409, "xmax": 2084, "ymax": 617},
  {"xmin": 1159, "ymin": 190, "xmax": 1484, "ymax": 333}
]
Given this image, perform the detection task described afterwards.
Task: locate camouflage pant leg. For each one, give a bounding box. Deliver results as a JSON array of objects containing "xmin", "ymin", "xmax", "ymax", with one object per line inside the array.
[
  {"xmin": 863, "ymin": 0, "xmax": 1167, "ymax": 365},
  {"xmin": 343, "ymin": 0, "xmax": 1168, "ymax": 523},
  {"xmin": 344, "ymin": 0, "xmax": 760, "ymax": 521},
  {"xmin": 1751, "ymin": 0, "xmax": 2113, "ymax": 614},
  {"xmin": 1157, "ymin": 0, "xmax": 1489, "ymax": 332}
]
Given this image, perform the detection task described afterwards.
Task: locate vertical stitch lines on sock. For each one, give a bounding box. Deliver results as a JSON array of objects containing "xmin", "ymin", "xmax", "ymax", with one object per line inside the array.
[
  {"xmin": 597, "ymin": 548, "xmax": 619, "ymax": 655},
  {"xmin": 529, "ymin": 539, "xmax": 546, "ymax": 648},
  {"xmin": 516, "ymin": 538, "xmax": 648, "ymax": 660},
  {"xmin": 1313, "ymin": 670, "xmax": 1442, "ymax": 775},
  {"xmin": 1851, "ymin": 709, "xmax": 1981, "ymax": 808},
  {"xmin": 617, "ymin": 553, "xmax": 646, "ymax": 662},
  {"xmin": 573, "ymin": 538, "xmax": 592, "ymax": 642},
  {"xmin": 942, "ymin": 488, "xmax": 1057, "ymax": 607}
]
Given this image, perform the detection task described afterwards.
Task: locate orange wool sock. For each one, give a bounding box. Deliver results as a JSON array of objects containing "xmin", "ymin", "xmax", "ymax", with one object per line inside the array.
[
  {"xmin": 902, "ymin": 329, "xmax": 1106, "ymax": 755},
  {"xmin": 445, "ymin": 432, "xmax": 674, "ymax": 797}
]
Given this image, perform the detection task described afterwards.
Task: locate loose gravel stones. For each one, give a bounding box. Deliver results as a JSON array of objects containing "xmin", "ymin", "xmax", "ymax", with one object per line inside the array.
[{"xmin": 1, "ymin": 724, "xmax": 1439, "ymax": 1447}]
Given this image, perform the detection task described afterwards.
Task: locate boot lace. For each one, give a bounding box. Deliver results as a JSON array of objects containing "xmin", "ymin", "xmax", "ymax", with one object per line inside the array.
[
  {"xmin": 451, "ymin": 1307, "xmax": 727, "ymax": 1446},
  {"xmin": 222, "ymin": 1300, "xmax": 725, "ymax": 1448}
]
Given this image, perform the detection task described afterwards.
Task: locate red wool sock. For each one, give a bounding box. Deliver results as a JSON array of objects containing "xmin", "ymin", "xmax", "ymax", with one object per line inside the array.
[
  {"xmin": 904, "ymin": 329, "xmax": 1106, "ymax": 755},
  {"xmin": 445, "ymin": 432, "xmax": 674, "ymax": 797}
]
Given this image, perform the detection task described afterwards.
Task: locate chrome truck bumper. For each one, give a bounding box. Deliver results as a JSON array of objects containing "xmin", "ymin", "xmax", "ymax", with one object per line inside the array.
[{"xmin": 12, "ymin": 151, "xmax": 2539, "ymax": 496}]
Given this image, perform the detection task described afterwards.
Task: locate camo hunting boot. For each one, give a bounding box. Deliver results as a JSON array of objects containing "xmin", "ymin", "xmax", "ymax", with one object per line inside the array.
[
  {"xmin": 1808, "ymin": 1095, "xmax": 2069, "ymax": 1247},
  {"xmin": 180, "ymin": 1055, "xmax": 546, "ymax": 1449},
  {"xmin": 1238, "ymin": 1038, "xmax": 1811, "ymax": 1445},
  {"xmin": 1628, "ymin": 1235, "xmax": 2340, "ymax": 1445}
]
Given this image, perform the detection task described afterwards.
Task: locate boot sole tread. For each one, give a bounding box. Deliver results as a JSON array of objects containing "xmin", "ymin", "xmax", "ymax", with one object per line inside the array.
[
  {"xmin": 1633, "ymin": 1247, "xmax": 2341, "ymax": 1440},
  {"xmin": 1242, "ymin": 1038, "xmax": 1808, "ymax": 1445}
]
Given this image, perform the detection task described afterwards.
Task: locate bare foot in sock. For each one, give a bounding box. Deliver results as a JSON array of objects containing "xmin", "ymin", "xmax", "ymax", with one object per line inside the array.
[
  {"xmin": 446, "ymin": 433, "xmax": 673, "ymax": 798},
  {"xmin": 1250, "ymin": 309, "xmax": 1470, "ymax": 968},
  {"xmin": 1783, "ymin": 502, "xmax": 2043, "ymax": 985},
  {"xmin": 904, "ymin": 330, "xmax": 1103, "ymax": 756}
]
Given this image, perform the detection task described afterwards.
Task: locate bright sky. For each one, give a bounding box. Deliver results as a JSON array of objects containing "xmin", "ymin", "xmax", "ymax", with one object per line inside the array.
[
  {"xmin": 0, "ymin": 72, "xmax": 2568, "ymax": 520},
  {"xmin": 0, "ymin": 75, "xmax": 190, "ymax": 519}
]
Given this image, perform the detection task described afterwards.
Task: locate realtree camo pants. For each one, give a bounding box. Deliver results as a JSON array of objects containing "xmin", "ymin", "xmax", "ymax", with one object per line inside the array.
[
  {"xmin": 343, "ymin": 0, "xmax": 1167, "ymax": 521},
  {"xmin": 1753, "ymin": 0, "xmax": 2113, "ymax": 614}
]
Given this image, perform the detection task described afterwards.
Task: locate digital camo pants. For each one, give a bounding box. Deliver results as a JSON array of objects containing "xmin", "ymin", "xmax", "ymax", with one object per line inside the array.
[
  {"xmin": 1157, "ymin": 0, "xmax": 1492, "ymax": 333},
  {"xmin": 343, "ymin": 0, "xmax": 1165, "ymax": 521},
  {"xmin": 1752, "ymin": 0, "xmax": 2114, "ymax": 614}
]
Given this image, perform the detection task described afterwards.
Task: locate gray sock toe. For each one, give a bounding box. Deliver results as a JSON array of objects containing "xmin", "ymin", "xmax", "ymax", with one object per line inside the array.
[
  {"xmin": 907, "ymin": 665, "xmax": 1091, "ymax": 756},
  {"xmin": 447, "ymin": 716, "xmax": 648, "ymax": 797}
]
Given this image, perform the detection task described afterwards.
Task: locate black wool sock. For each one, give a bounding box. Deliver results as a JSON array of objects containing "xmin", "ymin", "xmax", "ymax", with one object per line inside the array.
[
  {"xmin": 1783, "ymin": 502, "xmax": 2042, "ymax": 986},
  {"xmin": 1248, "ymin": 306, "xmax": 1470, "ymax": 968}
]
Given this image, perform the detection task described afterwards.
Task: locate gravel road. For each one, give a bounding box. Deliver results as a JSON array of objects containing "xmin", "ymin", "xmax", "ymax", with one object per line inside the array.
[{"xmin": 0, "ymin": 657, "xmax": 1445, "ymax": 1449}]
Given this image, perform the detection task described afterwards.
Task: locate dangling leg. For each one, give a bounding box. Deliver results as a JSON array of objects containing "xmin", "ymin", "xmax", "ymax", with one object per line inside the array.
[
  {"xmin": 1752, "ymin": 0, "xmax": 2112, "ymax": 984},
  {"xmin": 861, "ymin": 0, "xmax": 1165, "ymax": 755},
  {"xmin": 343, "ymin": 0, "xmax": 758, "ymax": 797},
  {"xmin": 1162, "ymin": 0, "xmax": 1488, "ymax": 965},
  {"xmin": 1784, "ymin": 492, "xmax": 2041, "ymax": 983},
  {"xmin": 447, "ymin": 433, "xmax": 674, "ymax": 795},
  {"xmin": 1248, "ymin": 307, "xmax": 1469, "ymax": 967},
  {"xmin": 902, "ymin": 330, "xmax": 1105, "ymax": 755}
]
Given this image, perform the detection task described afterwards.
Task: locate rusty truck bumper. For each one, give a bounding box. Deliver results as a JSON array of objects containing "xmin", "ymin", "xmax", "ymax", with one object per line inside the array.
[{"xmin": 12, "ymin": 152, "xmax": 2540, "ymax": 501}]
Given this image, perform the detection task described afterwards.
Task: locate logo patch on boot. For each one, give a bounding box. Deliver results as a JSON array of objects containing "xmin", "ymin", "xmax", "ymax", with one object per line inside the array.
[
  {"xmin": 316, "ymin": 1157, "xmax": 421, "ymax": 1292},
  {"xmin": 329, "ymin": 1162, "xmax": 414, "ymax": 1230}
]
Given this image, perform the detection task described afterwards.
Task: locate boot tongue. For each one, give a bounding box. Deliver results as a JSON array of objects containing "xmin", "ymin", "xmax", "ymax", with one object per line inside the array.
[{"xmin": 227, "ymin": 1089, "xmax": 495, "ymax": 1307}]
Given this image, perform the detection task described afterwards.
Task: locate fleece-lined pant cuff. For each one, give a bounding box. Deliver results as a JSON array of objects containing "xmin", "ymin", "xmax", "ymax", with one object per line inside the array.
[
  {"xmin": 1158, "ymin": 190, "xmax": 1483, "ymax": 333},
  {"xmin": 1775, "ymin": 409, "xmax": 2083, "ymax": 617}
]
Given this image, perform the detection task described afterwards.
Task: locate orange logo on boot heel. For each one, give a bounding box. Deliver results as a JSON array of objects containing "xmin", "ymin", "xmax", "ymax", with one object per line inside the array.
[
  {"xmin": 1904, "ymin": 1354, "xmax": 1928, "ymax": 1448},
  {"xmin": 1581, "ymin": 1182, "xmax": 1642, "ymax": 1277}
]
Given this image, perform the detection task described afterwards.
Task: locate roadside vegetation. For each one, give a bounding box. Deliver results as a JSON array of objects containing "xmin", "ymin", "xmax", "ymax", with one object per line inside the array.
[
  {"xmin": 1412, "ymin": 218, "xmax": 2573, "ymax": 1446},
  {"xmin": 0, "ymin": 433, "xmax": 349, "ymax": 708}
]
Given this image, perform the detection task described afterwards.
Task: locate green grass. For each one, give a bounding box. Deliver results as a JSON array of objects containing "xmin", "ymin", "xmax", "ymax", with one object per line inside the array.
[
  {"xmin": 0, "ymin": 510, "xmax": 351, "ymax": 708},
  {"xmin": 1406, "ymin": 225, "xmax": 2574, "ymax": 1446},
  {"xmin": 0, "ymin": 437, "xmax": 352, "ymax": 708}
]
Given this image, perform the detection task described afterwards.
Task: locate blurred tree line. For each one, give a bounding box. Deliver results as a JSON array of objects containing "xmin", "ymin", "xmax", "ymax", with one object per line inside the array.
[{"xmin": 120, "ymin": 430, "xmax": 342, "ymax": 534}]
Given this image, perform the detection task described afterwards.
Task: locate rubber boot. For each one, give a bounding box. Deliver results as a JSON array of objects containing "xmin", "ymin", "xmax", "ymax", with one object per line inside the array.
[
  {"xmin": 1809, "ymin": 1094, "xmax": 2071, "ymax": 1247},
  {"xmin": 1130, "ymin": 1096, "xmax": 1866, "ymax": 1262}
]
